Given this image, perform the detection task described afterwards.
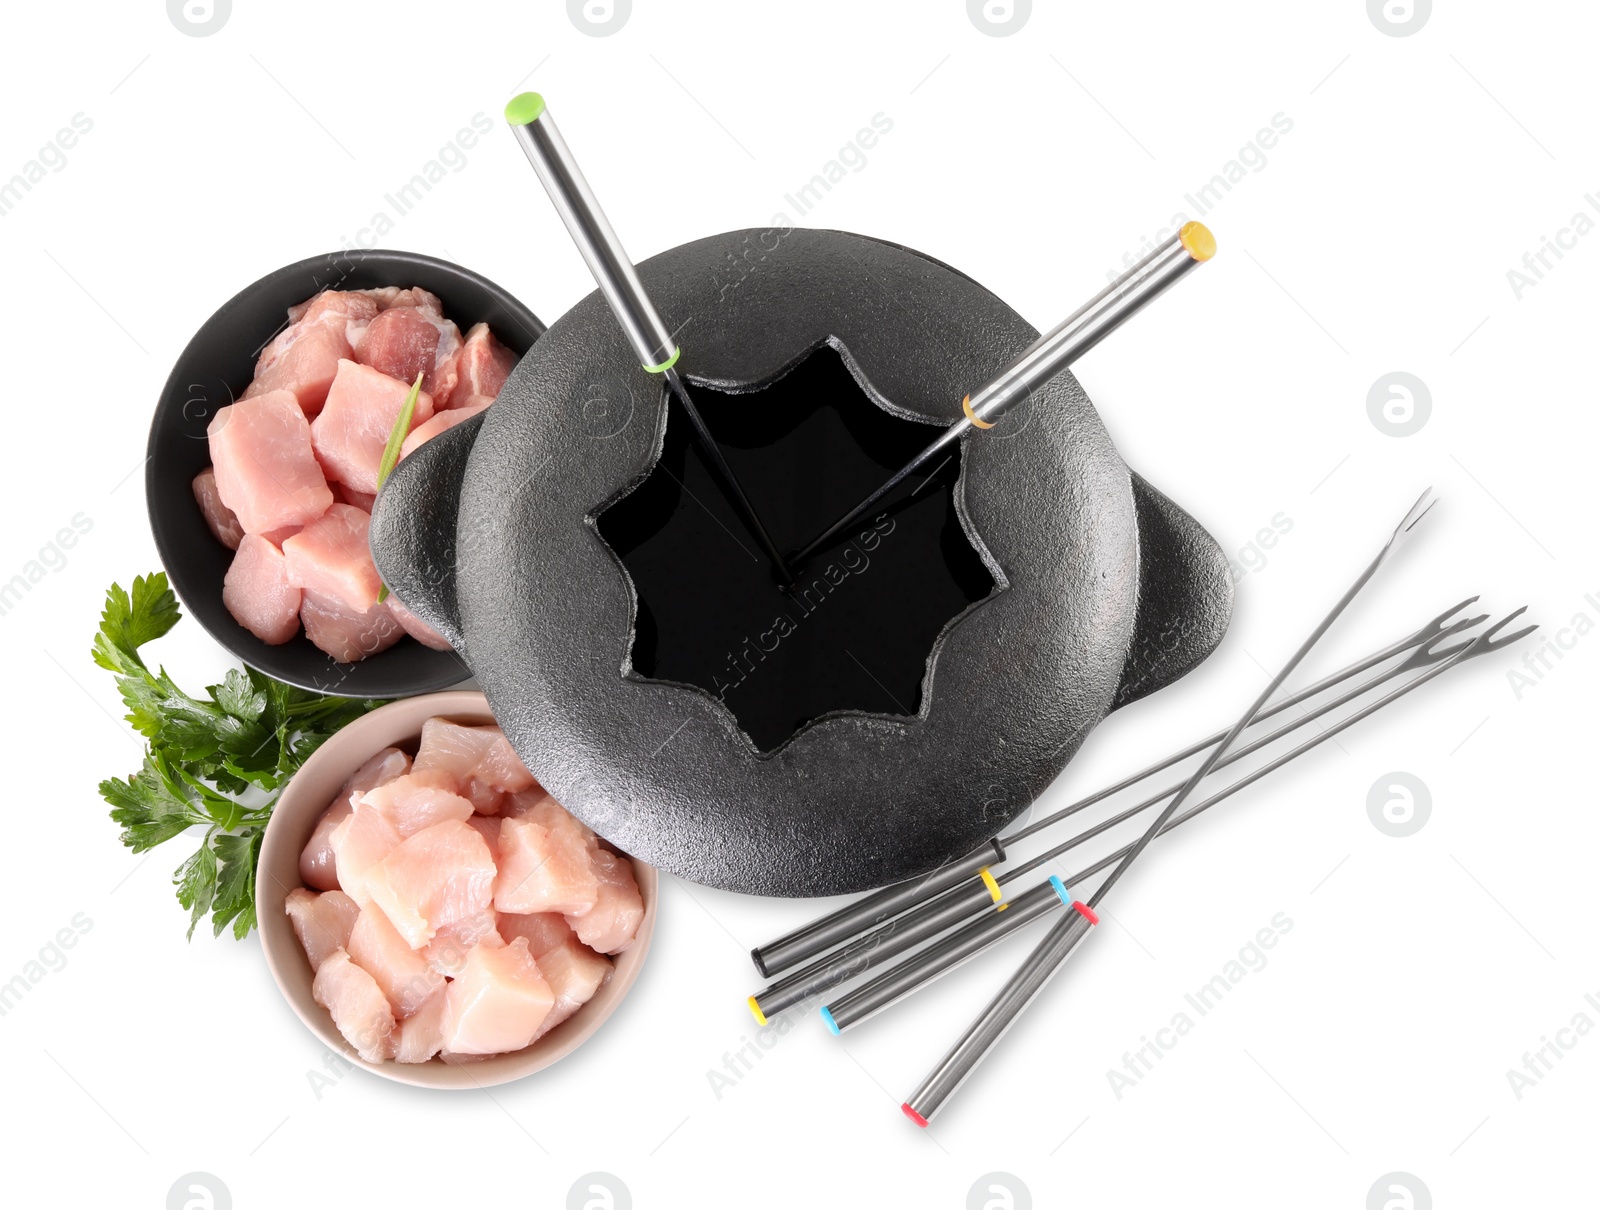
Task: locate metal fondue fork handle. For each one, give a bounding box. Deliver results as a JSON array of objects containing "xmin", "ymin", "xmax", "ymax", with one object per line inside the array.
[
  {"xmin": 503, "ymin": 92, "xmax": 795, "ymax": 585},
  {"xmin": 900, "ymin": 488, "xmax": 1438, "ymax": 1127},
  {"xmin": 790, "ymin": 222, "xmax": 1216, "ymax": 567}
]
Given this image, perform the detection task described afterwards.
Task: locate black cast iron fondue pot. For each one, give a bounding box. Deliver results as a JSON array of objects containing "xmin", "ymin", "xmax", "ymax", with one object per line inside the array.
[{"xmin": 372, "ymin": 227, "xmax": 1232, "ymax": 897}]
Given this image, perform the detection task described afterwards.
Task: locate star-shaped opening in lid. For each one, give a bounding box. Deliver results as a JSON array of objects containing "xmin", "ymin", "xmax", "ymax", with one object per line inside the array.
[{"xmin": 596, "ymin": 343, "xmax": 998, "ymax": 753}]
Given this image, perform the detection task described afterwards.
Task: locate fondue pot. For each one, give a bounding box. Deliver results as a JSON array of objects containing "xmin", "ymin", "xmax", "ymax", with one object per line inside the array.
[{"xmin": 371, "ymin": 227, "xmax": 1232, "ymax": 896}]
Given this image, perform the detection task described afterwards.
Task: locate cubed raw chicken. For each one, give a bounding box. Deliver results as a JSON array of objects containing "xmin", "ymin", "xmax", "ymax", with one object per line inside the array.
[
  {"xmin": 311, "ymin": 360, "xmax": 435, "ymax": 495},
  {"xmin": 313, "ymin": 948, "xmax": 396, "ymax": 1063},
  {"xmin": 458, "ymin": 776, "xmax": 507, "ymax": 816},
  {"xmin": 567, "ymin": 849, "xmax": 644, "ymax": 954},
  {"xmin": 282, "ymin": 504, "xmax": 382, "ymax": 613},
  {"xmin": 222, "ymin": 534, "xmax": 302, "ymax": 644},
  {"xmin": 399, "ymin": 397, "xmax": 491, "ymax": 459},
  {"xmin": 207, "ymin": 390, "xmax": 333, "ymax": 534},
  {"xmin": 449, "ymin": 322, "xmax": 516, "ymax": 406},
  {"xmin": 192, "ymin": 467, "xmax": 244, "ymax": 550},
  {"xmin": 329, "ymin": 802, "xmax": 402, "ymax": 908},
  {"xmin": 422, "ymin": 911, "xmax": 501, "ymax": 977},
  {"xmin": 300, "ymin": 747, "xmax": 412, "ymax": 888},
  {"xmin": 496, "ymin": 911, "xmax": 574, "ymax": 957},
  {"xmin": 535, "ymin": 937, "xmax": 613, "ymax": 1034},
  {"xmin": 300, "ymin": 589, "xmax": 405, "ymax": 663},
  {"xmin": 299, "ymin": 796, "xmax": 353, "ymax": 892},
  {"xmin": 365, "ymin": 819, "xmax": 496, "ymax": 949},
  {"xmin": 386, "ymin": 594, "xmax": 453, "ymax": 651},
  {"xmin": 494, "ymin": 809, "xmax": 599, "ymax": 916},
  {"xmin": 396, "ymin": 989, "xmax": 448, "ymax": 1063},
  {"xmin": 442, "ymin": 937, "xmax": 554, "ymax": 1055},
  {"xmin": 340, "ymin": 747, "xmax": 413, "ymax": 798},
  {"xmin": 347, "ymin": 905, "xmax": 445, "ymax": 1016},
  {"xmin": 285, "ymin": 888, "xmax": 360, "ymax": 970},
  {"xmin": 503, "ymin": 788, "xmax": 546, "ymax": 817},
  {"xmin": 292, "ymin": 719, "xmax": 645, "ymax": 1065},
  {"xmin": 356, "ymin": 305, "xmax": 443, "ymax": 393},
  {"xmin": 413, "ymin": 719, "xmax": 536, "ymax": 794},
  {"xmin": 466, "ymin": 815, "xmax": 502, "ymax": 855},
  {"xmin": 358, "ymin": 770, "xmax": 475, "ymax": 838}
]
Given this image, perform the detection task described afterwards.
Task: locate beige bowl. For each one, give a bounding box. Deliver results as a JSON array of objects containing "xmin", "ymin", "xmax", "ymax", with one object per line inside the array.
[{"xmin": 258, "ymin": 690, "xmax": 657, "ymax": 1089}]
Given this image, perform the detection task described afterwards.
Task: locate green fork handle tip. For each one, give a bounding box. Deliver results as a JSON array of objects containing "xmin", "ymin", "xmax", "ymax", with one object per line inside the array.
[{"xmin": 504, "ymin": 92, "xmax": 546, "ymax": 126}]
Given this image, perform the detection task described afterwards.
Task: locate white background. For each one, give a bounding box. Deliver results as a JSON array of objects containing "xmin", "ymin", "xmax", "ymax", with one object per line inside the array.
[{"xmin": 1, "ymin": 1, "xmax": 1594, "ymax": 1206}]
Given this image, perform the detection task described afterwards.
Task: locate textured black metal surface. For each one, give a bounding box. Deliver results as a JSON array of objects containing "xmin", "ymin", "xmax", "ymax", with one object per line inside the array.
[
  {"xmin": 372, "ymin": 228, "xmax": 1231, "ymax": 895},
  {"xmin": 595, "ymin": 345, "xmax": 997, "ymax": 753},
  {"xmin": 1116, "ymin": 471, "xmax": 1234, "ymax": 707},
  {"xmin": 371, "ymin": 412, "xmax": 486, "ymax": 657}
]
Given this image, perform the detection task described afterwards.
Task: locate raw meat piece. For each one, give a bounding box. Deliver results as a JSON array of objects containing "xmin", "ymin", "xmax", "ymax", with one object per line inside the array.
[
  {"xmin": 396, "ymin": 989, "xmax": 448, "ymax": 1064},
  {"xmin": 503, "ymin": 788, "xmax": 546, "ymax": 818},
  {"xmin": 567, "ymin": 849, "xmax": 644, "ymax": 954},
  {"xmin": 365, "ymin": 819, "xmax": 496, "ymax": 948},
  {"xmin": 466, "ymin": 815, "xmax": 502, "ymax": 855},
  {"xmin": 422, "ymin": 911, "xmax": 501, "ymax": 977},
  {"xmin": 222, "ymin": 534, "xmax": 302, "ymax": 644},
  {"xmin": 347, "ymin": 905, "xmax": 444, "ymax": 1016},
  {"xmin": 299, "ymin": 752, "xmax": 411, "ymax": 889},
  {"xmin": 535, "ymin": 937, "xmax": 612, "ymax": 1034},
  {"xmin": 338, "ymin": 747, "xmax": 412, "ymax": 798},
  {"xmin": 333, "ymin": 482, "xmax": 377, "ymax": 512},
  {"xmin": 310, "ymin": 360, "xmax": 435, "ymax": 495},
  {"xmin": 413, "ymin": 307, "xmax": 463, "ymax": 405},
  {"xmin": 292, "ymin": 290, "xmax": 379, "ymax": 335},
  {"xmin": 494, "ymin": 811, "xmax": 599, "ymax": 916},
  {"xmin": 285, "ymin": 888, "xmax": 360, "ymax": 970},
  {"xmin": 192, "ymin": 467, "xmax": 243, "ymax": 550},
  {"xmin": 358, "ymin": 770, "xmax": 474, "ymax": 838},
  {"xmin": 299, "ymin": 589, "xmax": 405, "ymax": 663},
  {"xmin": 386, "ymin": 594, "xmax": 453, "ymax": 651},
  {"xmin": 329, "ymin": 802, "xmax": 402, "ymax": 908},
  {"xmin": 448, "ymin": 323, "xmax": 516, "ymax": 406},
  {"xmin": 529, "ymin": 796, "xmax": 597, "ymax": 848},
  {"xmin": 244, "ymin": 321, "xmax": 354, "ymax": 416},
  {"xmin": 441, "ymin": 937, "xmax": 554, "ymax": 1055},
  {"xmin": 207, "ymin": 391, "xmax": 333, "ymax": 534},
  {"xmin": 399, "ymin": 397, "xmax": 491, "ymax": 459},
  {"xmin": 413, "ymin": 718, "xmax": 536, "ymax": 794},
  {"xmin": 281, "ymin": 505, "xmax": 382, "ymax": 613},
  {"xmin": 355, "ymin": 305, "xmax": 441, "ymax": 392},
  {"xmin": 495, "ymin": 911, "xmax": 574, "ymax": 957},
  {"xmin": 300, "ymin": 796, "xmax": 353, "ymax": 892},
  {"xmin": 457, "ymin": 776, "xmax": 507, "ymax": 816},
  {"xmin": 356, "ymin": 286, "xmax": 444, "ymax": 312},
  {"xmin": 312, "ymin": 948, "xmax": 395, "ymax": 1063}
]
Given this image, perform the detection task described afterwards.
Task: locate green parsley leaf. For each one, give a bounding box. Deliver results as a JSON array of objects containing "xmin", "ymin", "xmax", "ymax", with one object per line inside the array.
[{"xmin": 94, "ymin": 575, "xmax": 388, "ymax": 940}]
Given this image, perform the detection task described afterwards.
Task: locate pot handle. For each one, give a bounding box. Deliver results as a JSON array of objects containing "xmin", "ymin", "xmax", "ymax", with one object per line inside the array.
[
  {"xmin": 370, "ymin": 412, "xmax": 485, "ymax": 658},
  {"xmin": 1114, "ymin": 470, "xmax": 1234, "ymax": 708}
]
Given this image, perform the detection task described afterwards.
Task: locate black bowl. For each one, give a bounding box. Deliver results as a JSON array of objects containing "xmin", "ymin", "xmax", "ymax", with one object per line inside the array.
[{"xmin": 146, "ymin": 248, "xmax": 544, "ymax": 697}]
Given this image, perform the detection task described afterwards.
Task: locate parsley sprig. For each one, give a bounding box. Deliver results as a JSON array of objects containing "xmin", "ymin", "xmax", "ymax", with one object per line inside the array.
[{"xmin": 93, "ymin": 573, "xmax": 386, "ymax": 938}]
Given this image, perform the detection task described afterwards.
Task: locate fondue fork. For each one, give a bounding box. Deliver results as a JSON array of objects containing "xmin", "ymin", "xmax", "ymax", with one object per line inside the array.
[
  {"xmin": 820, "ymin": 606, "xmax": 1533, "ymax": 1035},
  {"xmin": 749, "ymin": 595, "xmax": 1485, "ymax": 980},
  {"xmin": 744, "ymin": 603, "xmax": 1486, "ymax": 1022},
  {"xmin": 790, "ymin": 223, "xmax": 1216, "ymax": 568},
  {"xmin": 899, "ymin": 488, "xmax": 1434, "ymax": 1126},
  {"xmin": 504, "ymin": 93, "xmax": 796, "ymax": 584}
]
